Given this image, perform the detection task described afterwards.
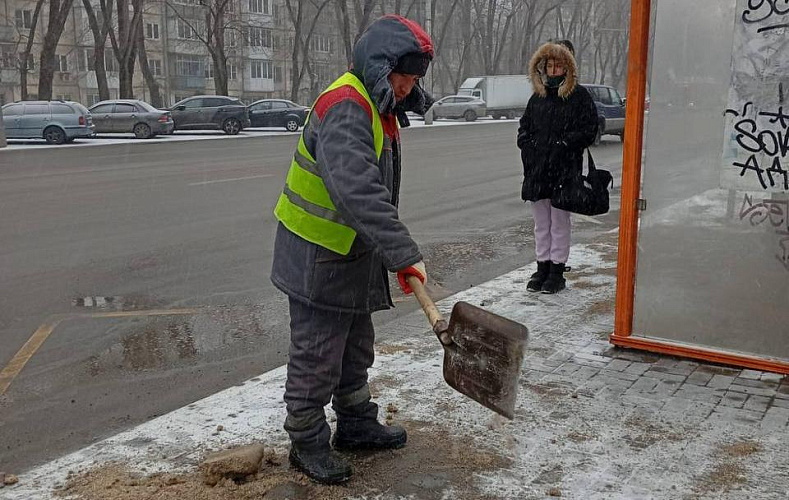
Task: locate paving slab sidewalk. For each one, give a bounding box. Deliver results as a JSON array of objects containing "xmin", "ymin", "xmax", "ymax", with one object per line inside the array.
[{"xmin": 3, "ymin": 231, "xmax": 788, "ymax": 500}]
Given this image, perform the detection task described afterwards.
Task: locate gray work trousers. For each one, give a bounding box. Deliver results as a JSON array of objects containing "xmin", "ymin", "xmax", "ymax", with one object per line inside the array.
[{"xmin": 284, "ymin": 298, "xmax": 378, "ymax": 449}]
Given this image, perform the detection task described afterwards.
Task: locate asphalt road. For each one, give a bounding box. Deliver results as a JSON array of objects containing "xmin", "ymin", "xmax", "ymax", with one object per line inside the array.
[{"xmin": 0, "ymin": 122, "xmax": 626, "ymax": 473}]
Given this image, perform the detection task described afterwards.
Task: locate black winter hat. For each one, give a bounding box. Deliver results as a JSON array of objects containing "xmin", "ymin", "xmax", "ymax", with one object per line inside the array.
[{"xmin": 393, "ymin": 51, "xmax": 432, "ymax": 77}]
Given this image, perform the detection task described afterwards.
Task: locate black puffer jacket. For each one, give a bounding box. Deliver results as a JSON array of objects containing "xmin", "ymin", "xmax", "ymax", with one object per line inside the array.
[{"xmin": 517, "ymin": 43, "xmax": 598, "ymax": 202}]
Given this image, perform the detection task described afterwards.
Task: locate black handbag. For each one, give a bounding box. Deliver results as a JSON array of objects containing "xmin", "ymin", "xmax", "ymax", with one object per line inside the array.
[{"xmin": 550, "ymin": 149, "xmax": 613, "ymax": 216}]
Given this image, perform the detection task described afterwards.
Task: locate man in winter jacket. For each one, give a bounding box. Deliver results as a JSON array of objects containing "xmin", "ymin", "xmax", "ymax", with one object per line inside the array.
[
  {"xmin": 517, "ymin": 42, "xmax": 598, "ymax": 294},
  {"xmin": 270, "ymin": 16, "xmax": 434, "ymax": 484}
]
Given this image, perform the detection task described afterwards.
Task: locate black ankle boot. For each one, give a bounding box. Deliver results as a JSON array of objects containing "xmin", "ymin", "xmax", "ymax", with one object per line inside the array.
[
  {"xmin": 541, "ymin": 261, "xmax": 567, "ymax": 294},
  {"xmin": 332, "ymin": 419, "xmax": 407, "ymax": 451},
  {"xmin": 527, "ymin": 261, "xmax": 551, "ymax": 292},
  {"xmin": 289, "ymin": 444, "xmax": 352, "ymax": 484}
]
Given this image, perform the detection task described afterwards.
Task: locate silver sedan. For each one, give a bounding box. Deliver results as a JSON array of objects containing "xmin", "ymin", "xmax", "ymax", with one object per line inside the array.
[
  {"xmin": 89, "ymin": 99, "xmax": 174, "ymax": 138},
  {"xmin": 430, "ymin": 95, "xmax": 487, "ymax": 122}
]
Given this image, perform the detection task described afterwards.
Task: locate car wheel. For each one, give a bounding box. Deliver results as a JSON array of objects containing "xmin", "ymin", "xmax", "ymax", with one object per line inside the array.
[
  {"xmin": 223, "ymin": 118, "xmax": 241, "ymax": 135},
  {"xmin": 133, "ymin": 123, "xmax": 152, "ymax": 139},
  {"xmin": 464, "ymin": 110, "xmax": 477, "ymax": 122},
  {"xmin": 44, "ymin": 126, "xmax": 67, "ymax": 145},
  {"xmin": 285, "ymin": 119, "xmax": 300, "ymax": 132}
]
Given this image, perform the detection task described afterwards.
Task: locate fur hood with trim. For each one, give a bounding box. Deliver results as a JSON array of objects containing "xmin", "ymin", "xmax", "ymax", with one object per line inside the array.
[{"xmin": 529, "ymin": 43, "xmax": 578, "ymax": 99}]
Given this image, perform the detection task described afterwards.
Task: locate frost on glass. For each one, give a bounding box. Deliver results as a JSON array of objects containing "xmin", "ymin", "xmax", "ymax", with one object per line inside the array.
[{"xmin": 632, "ymin": 0, "xmax": 789, "ymax": 360}]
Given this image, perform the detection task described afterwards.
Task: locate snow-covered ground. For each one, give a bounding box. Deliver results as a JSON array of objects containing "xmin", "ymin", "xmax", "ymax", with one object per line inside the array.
[
  {"xmin": 4, "ymin": 197, "xmax": 788, "ymax": 499},
  {"xmin": 0, "ymin": 118, "xmax": 519, "ymax": 152}
]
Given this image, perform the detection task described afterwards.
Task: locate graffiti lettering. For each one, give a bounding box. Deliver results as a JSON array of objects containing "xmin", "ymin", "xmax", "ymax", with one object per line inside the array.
[
  {"xmin": 739, "ymin": 194, "xmax": 789, "ymax": 271},
  {"xmin": 739, "ymin": 193, "xmax": 788, "ymax": 228},
  {"xmin": 742, "ymin": 0, "xmax": 789, "ymax": 29},
  {"xmin": 727, "ymin": 102, "xmax": 789, "ymax": 191}
]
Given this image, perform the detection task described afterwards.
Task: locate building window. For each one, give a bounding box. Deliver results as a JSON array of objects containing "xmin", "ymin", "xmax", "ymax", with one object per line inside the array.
[
  {"xmin": 205, "ymin": 59, "xmax": 213, "ymax": 78},
  {"xmin": 146, "ymin": 23, "xmax": 160, "ymax": 40},
  {"xmin": 176, "ymin": 54, "xmax": 202, "ymax": 76},
  {"xmin": 310, "ymin": 34, "xmax": 333, "ymax": 53},
  {"xmin": 57, "ymin": 55, "xmax": 68, "ymax": 72},
  {"xmin": 83, "ymin": 49, "xmax": 117, "ymax": 72},
  {"xmin": 177, "ymin": 19, "xmax": 200, "ymax": 39},
  {"xmin": 250, "ymin": 59, "xmax": 272, "ymax": 79},
  {"xmin": 228, "ymin": 63, "xmax": 237, "ymax": 80},
  {"xmin": 248, "ymin": 0, "xmax": 267, "ymax": 14},
  {"xmin": 273, "ymin": 4, "xmax": 281, "ymax": 24},
  {"xmin": 248, "ymin": 27, "xmax": 272, "ymax": 47},
  {"xmin": 0, "ymin": 51, "xmax": 16, "ymax": 69},
  {"xmin": 274, "ymin": 65, "xmax": 282, "ymax": 83},
  {"xmin": 15, "ymin": 9, "xmax": 33, "ymax": 29},
  {"xmin": 226, "ymin": 30, "xmax": 237, "ymax": 47},
  {"xmin": 56, "ymin": 94, "xmax": 72, "ymax": 101},
  {"xmin": 148, "ymin": 58, "xmax": 162, "ymax": 76}
]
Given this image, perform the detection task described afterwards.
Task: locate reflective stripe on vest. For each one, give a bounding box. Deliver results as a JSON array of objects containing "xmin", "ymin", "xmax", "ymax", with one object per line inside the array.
[{"xmin": 274, "ymin": 72, "xmax": 385, "ymax": 255}]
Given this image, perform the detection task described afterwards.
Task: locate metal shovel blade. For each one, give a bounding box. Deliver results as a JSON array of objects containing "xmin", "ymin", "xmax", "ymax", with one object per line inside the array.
[{"xmin": 441, "ymin": 301, "xmax": 528, "ymax": 419}]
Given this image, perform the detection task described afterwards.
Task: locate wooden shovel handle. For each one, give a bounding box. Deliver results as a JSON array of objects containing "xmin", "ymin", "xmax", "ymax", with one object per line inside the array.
[{"xmin": 406, "ymin": 275, "xmax": 453, "ymax": 346}]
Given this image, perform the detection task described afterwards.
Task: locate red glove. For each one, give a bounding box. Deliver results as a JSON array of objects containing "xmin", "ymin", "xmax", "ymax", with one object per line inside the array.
[{"xmin": 396, "ymin": 261, "xmax": 427, "ymax": 295}]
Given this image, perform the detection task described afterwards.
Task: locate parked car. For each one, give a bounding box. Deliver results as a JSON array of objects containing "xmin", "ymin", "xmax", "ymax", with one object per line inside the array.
[
  {"xmin": 165, "ymin": 95, "xmax": 250, "ymax": 135},
  {"xmin": 248, "ymin": 99, "xmax": 309, "ymax": 131},
  {"xmin": 89, "ymin": 99, "xmax": 174, "ymax": 138},
  {"xmin": 430, "ymin": 95, "xmax": 487, "ymax": 121},
  {"xmin": 1, "ymin": 100, "xmax": 94, "ymax": 144},
  {"xmin": 582, "ymin": 84, "xmax": 626, "ymax": 145}
]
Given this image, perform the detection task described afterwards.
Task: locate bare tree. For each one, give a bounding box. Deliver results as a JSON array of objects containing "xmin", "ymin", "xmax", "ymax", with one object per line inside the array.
[
  {"xmin": 136, "ymin": 16, "xmax": 163, "ymax": 106},
  {"xmin": 285, "ymin": 0, "xmax": 331, "ymax": 101},
  {"xmin": 82, "ymin": 0, "xmax": 112, "ymax": 101},
  {"xmin": 38, "ymin": 0, "xmax": 76, "ymax": 100},
  {"xmin": 17, "ymin": 0, "xmax": 44, "ymax": 100},
  {"xmin": 101, "ymin": 0, "xmax": 144, "ymax": 97},
  {"xmin": 163, "ymin": 0, "xmax": 237, "ymax": 95}
]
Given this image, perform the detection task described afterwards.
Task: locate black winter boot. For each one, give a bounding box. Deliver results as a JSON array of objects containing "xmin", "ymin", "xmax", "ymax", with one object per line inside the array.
[
  {"xmin": 289, "ymin": 444, "xmax": 353, "ymax": 484},
  {"xmin": 527, "ymin": 261, "xmax": 551, "ymax": 292},
  {"xmin": 332, "ymin": 418, "xmax": 407, "ymax": 451},
  {"xmin": 541, "ymin": 262, "xmax": 567, "ymax": 294}
]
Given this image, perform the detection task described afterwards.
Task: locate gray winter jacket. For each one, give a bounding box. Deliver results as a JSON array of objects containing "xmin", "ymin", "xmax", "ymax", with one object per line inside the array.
[{"xmin": 270, "ymin": 15, "xmax": 434, "ymax": 313}]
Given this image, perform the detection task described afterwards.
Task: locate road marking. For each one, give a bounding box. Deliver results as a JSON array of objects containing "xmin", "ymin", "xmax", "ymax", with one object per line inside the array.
[
  {"xmin": 188, "ymin": 174, "xmax": 274, "ymax": 186},
  {"xmin": 89, "ymin": 308, "xmax": 199, "ymax": 319},
  {"xmin": 0, "ymin": 308, "xmax": 199, "ymax": 396},
  {"xmin": 0, "ymin": 318, "xmax": 66, "ymax": 396}
]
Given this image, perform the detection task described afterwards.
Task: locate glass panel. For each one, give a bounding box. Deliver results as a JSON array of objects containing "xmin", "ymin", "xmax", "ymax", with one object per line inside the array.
[
  {"xmin": 25, "ymin": 104, "xmax": 50, "ymax": 115},
  {"xmin": 632, "ymin": 0, "xmax": 789, "ymax": 359},
  {"xmin": 115, "ymin": 104, "xmax": 137, "ymax": 113}
]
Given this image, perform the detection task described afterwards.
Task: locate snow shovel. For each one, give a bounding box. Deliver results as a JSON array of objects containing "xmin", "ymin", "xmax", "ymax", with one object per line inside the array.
[{"xmin": 406, "ymin": 276, "xmax": 528, "ymax": 419}]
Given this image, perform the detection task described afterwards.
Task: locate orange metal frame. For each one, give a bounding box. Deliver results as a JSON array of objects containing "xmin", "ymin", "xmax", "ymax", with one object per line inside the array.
[{"xmin": 609, "ymin": 0, "xmax": 789, "ymax": 375}]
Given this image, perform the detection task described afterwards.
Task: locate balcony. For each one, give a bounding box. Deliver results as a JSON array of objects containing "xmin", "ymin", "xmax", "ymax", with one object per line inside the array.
[
  {"xmin": 0, "ymin": 24, "xmax": 14, "ymax": 43},
  {"xmin": 173, "ymin": 76, "xmax": 206, "ymax": 89}
]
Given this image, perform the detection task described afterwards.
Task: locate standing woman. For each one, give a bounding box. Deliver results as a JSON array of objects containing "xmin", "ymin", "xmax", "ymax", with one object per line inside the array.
[{"xmin": 517, "ymin": 42, "xmax": 598, "ymax": 294}]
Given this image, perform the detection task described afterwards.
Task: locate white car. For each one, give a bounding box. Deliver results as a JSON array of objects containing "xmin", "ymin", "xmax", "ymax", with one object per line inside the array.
[{"xmin": 430, "ymin": 95, "xmax": 487, "ymax": 122}]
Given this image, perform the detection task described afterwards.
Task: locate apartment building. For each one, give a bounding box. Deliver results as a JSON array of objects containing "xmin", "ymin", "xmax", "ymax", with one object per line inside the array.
[{"xmin": 0, "ymin": 0, "xmax": 344, "ymax": 107}]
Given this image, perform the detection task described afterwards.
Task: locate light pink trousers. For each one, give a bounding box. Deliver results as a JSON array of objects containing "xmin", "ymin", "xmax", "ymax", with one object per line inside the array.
[{"xmin": 531, "ymin": 198, "xmax": 571, "ymax": 264}]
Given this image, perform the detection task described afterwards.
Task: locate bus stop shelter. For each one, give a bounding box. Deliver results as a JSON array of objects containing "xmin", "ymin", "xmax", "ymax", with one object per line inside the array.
[{"xmin": 611, "ymin": 0, "xmax": 789, "ymax": 374}]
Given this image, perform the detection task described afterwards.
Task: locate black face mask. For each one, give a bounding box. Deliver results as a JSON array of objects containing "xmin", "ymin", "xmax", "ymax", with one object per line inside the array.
[{"xmin": 546, "ymin": 75, "xmax": 566, "ymax": 88}]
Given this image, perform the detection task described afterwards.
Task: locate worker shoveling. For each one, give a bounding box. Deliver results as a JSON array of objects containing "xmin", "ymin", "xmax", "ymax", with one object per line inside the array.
[{"xmin": 407, "ymin": 276, "xmax": 528, "ymax": 419}]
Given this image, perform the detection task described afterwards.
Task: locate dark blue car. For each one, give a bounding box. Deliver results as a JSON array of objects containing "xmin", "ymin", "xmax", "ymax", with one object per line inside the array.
[{"xmin": 582, "ymin": 84, "xmax": 626, "ymax": 145}]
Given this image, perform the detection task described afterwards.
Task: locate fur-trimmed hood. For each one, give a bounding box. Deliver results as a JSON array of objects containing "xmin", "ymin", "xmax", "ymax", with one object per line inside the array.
[{"xmin": 529, "ymin": 42, "xmax": 578, "ymax": 99}]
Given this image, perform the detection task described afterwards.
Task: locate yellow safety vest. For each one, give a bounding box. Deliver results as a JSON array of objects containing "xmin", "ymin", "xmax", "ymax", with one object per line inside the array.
[{"xmin": 274, "ymin": 72, "xmax": 384, "ymax": 255}]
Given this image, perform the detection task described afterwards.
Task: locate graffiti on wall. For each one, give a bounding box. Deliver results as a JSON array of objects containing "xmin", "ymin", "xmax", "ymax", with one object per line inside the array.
[
  {"xmin": 739, "ymin": 192, "xmax": 789, "ymax": 270},
  {"xmin": 721, "ymin": 0, "xmax": 789, "ymax": 192}
]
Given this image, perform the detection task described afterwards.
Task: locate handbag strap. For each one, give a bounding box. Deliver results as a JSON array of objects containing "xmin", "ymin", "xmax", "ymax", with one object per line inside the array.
[{"xmin": 586, "ymin": 149, "xmax": 597, "ymax": 173}]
